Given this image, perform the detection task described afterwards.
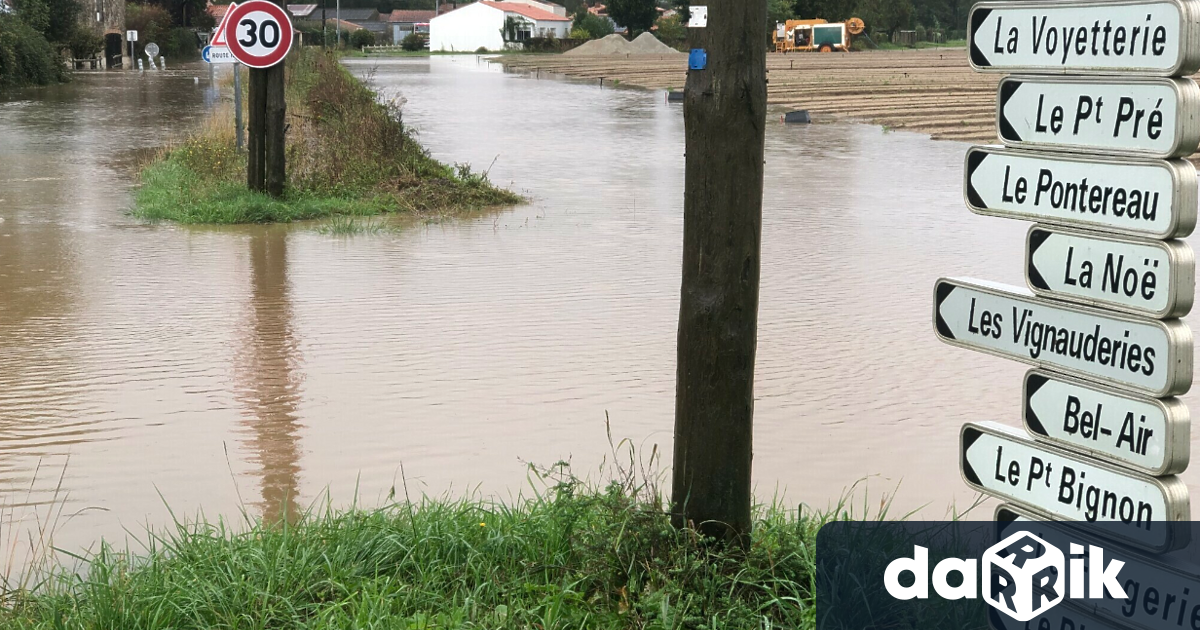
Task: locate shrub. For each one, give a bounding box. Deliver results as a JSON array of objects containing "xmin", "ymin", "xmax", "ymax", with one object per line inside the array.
[
  {"xmin": 572, "ymin": 11, "xmax": 612, "ymax": 38},
  {"xmin": 474, "ymin": 46, "xmax": 487, "ymax": 53},
  {"xmin": 125, "ymin": 2, "xmax": 172, "ymax": 57},
  {"xmin": 400, "ymin": 32, "xmax": 424, "ymax": 51},
  {"xmin": 0, "ymin": 14, "xmax": 66, "ymax": 87},
  {"xmin": 161, "ymin": 26, "xmax": 198, "ymax": 59},
  {"xmin": 349, "ymin": 28, "xmax": 375, "ymax": 48},
  {"xmin": 568, "ymin": 27, "xmax": 589, "ymax": 39},
  {"xmin": 66, "ymin": 28, "xmax": 103, "ymax": 58}
]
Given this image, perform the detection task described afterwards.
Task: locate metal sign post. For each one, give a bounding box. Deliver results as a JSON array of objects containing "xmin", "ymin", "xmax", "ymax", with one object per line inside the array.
[{"xmin": 939, "ymin": 0, "xmax": 1195, "ymax": 552}]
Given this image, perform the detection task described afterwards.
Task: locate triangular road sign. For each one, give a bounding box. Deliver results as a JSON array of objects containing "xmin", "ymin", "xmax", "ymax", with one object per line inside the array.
[{"xmin": 211, "ymin": 3, "xmax": 238, "ymax": 47}]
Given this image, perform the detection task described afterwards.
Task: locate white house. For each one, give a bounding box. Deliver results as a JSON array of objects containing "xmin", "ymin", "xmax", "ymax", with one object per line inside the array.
[{"xmin": 430, "ymin": 1, "xmax": 571, "ymax": 52}]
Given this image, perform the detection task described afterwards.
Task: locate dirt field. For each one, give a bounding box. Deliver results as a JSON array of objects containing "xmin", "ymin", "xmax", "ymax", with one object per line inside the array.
[{"xmin": 499, "ymin": 48, "xmax": 1000, "ymax": 143}]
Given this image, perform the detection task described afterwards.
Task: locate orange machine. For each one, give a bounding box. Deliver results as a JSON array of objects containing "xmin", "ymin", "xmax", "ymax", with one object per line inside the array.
[{"xmin": 774, "ymin": 17, "xmax": 865, "ymax": 52}]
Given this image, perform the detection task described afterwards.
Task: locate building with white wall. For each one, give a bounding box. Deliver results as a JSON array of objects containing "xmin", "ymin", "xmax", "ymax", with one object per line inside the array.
[{"xmin": 430, "ymin": 1, "xmax": 570, "ymax": 52}]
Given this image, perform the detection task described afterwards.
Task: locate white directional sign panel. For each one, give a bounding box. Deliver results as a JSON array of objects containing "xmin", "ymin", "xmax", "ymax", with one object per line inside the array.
[
  {"xmin": 997, "ymin": 76, "xmax": 1200, "ymax": 158},
  {"xmin": 969, "ymin": 0, "xmax": 1200, "ymax": 76},
  {"xmin": 202, "ymin": 45, "xmax": 237, "ymax": 64},
  {"xmin": 1023, "ymin": 369, "xmax": 1189, "ymax": 475},
  {"xmin": 964, "ymin": 146, "xmax": 1197, "ymax": 239},
  {"xmin": 998, "ymin": 504, "xmax": 1197, "ymax": 627},
  {"xmin": 934, "ymin": 278, "xmax": 1193, "ymax": 396},
  {"xmin": 1025, "ymin": 225, "xmax": 1195, "ymax": 317},
  {"xmin": 961, "ymin": 422, "xmax": 1189, "ymax": 551}
]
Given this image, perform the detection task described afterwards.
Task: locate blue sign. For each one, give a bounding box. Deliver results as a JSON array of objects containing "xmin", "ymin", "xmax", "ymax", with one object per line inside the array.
[{"xmin": 688, "ymin": 48, "xmax": 707, "ymax": 71}]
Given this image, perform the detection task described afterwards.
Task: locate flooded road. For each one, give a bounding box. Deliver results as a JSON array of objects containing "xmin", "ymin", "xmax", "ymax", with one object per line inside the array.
[{"xmin": 0, "ymin": 57, "xmax": 1191, "ymax": 568}]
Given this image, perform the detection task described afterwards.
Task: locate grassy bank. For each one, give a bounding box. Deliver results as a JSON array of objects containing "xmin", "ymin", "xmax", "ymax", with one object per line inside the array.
[
  {"xmin": 0, "ymin": 471, "xmax": 830, "ymax": 629},
  {"xmin": 135, "ymin": 49, "xmax": 520, "ymax": 224}
]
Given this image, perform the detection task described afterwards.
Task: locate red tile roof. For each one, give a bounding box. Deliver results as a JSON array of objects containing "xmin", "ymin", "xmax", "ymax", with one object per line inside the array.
[
  {"xmin": 481, "ymin": 1, "xmax": 570, "ymax": 21},
  {"xmin": 207, "ymin": 2, "xmax": 229, "ymax": 18},
  {"xmin": 388, "ymin": 9, "xmax": 436, "ymax": 22}
]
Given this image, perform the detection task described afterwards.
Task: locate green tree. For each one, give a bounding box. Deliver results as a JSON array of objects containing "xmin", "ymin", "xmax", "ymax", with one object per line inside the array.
[
  {"xmin": 12, "ymin": 0, "xmax": 49, "ymax": 35},
  {"xmin": 605, "ymin": 0, "xmax": 655, "ymax": 36},
  {"xmin": 572, "ymin": 9, "xmax": 613, "ymax": 38},
  {"xmin": 855, "ymin": 0, "xmax": 913, "ymax": 35},
  {"xmin": 767, "ymin": 0, "xmax": 792, "ymax": 25},
  {"xmin": 792, "ymin": 0, "xmax": 855, "ymax": 21}
]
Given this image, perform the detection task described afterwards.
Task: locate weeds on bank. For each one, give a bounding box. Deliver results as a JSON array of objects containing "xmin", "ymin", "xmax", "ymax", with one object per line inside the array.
[
  {"xmin": 134, "ymin": 49, "xmax": 521, "ymax": 225},
  {"xmin": 0, "ymin": 430, "xmax": 913, "ymax": 630}
]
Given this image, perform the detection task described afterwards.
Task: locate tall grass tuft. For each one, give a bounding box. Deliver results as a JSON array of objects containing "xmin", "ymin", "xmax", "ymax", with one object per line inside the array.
[{"xmin": 133, "ymin": 49, "xmax": 522, "ymax": 225}]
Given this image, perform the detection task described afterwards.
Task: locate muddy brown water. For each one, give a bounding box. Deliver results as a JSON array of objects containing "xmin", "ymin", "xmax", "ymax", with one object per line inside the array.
[{"xmin": 0, "ymin": 56, "xmax": 1194, "ymax": 570}]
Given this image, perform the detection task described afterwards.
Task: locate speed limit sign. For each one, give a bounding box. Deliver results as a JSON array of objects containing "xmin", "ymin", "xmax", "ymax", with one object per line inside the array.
[{"xmin": 224, "ymin": 0, "xmax": 293, "ymax": 68}]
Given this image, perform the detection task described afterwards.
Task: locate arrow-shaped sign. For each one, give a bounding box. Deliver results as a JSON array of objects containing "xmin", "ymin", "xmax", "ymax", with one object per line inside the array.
[
  {"xmin": 969, "ymin": 0, "xmax": 1200, "ymax": 76},
  {"xmin": 962, "ymin": 422, "xmax": 1189, "ymax": 552},
  {"xmin": 1023, "ymin": 369, "xmax": 1189, "ymax": 476},
  {"xmin": 934, "ymin": 278, "xmax": 1192, "ymax": 396},
  {"xmin": 997, "ymin": 76, "xmax": 1200, "ymax": 158},
  {"xmin": 964, "ymin": 146, "xmax": 1197, "ymax": 239},
  {"xmin": 1025, "ymin": 225, "xmax": 1194, "ymax": 318},
  {"xmin": 998, "ymin": 504, "xmax": 1198, "ymax": 628}
]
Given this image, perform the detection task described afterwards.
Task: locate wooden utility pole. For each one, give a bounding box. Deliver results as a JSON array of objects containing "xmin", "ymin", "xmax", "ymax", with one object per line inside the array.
[
  {"xmin": 670, "ymin": 0, "xmax": 767, "ymax": 548},
  {"xmin": 265, "ymin": 62, "xmax": 286, "ymax": 197},
  {"xmin": 245, "ymin": 0, "xmax": 287, "ymax": 197},
  {"xmin": 247, "ymin": 68, "xmax": 266, "ymax": 192}
]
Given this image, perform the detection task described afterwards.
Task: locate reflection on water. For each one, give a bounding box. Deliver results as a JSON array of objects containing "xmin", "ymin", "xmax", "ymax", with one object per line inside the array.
[
  {"xmin": 235, "ymin": 228, "xmax": 302, "ymax": 524},
  {"xmin": 0, "ymin": 58, "xmax": 1193, "ymax": 569}
]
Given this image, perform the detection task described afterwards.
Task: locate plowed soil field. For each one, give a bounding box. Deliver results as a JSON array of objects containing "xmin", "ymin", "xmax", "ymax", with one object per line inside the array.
[{"xmin": 499, "ymin": 48, "xmax": 1002, "ymax": 143}]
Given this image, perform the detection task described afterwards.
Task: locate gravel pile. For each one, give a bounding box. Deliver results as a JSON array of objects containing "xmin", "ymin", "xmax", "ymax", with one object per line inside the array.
[{"xmin": 564, "ymin": 33, "xmax": 682, "ymax": 56}]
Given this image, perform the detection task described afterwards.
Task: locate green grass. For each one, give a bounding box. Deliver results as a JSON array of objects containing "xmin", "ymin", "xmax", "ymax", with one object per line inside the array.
[
  {"xmin": 133, "ymin": 49, "xmax": 521, "ymax": 225},
  {"xmin": 316, "ymin": 215, "xmax": 389, "ymax": 235},
  {"xmin": 0, "ymin": 468, "xmax": 840, "ymax": 630}
]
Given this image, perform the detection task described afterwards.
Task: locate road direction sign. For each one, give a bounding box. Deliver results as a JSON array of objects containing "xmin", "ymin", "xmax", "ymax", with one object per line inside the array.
[
  {"xmin": 997, "ymin": 504, "xmax": 1198, "ymax": 628},
  {"xmin": 225, "ymin": 0, "xmax": 293, "ymax": 69},
  {"xmin": 1023, "ymin": 369, "xmax": 1189, "ymax": 475},
  {"xmin": 997, "ymin": 76, "xmax": 1200, "ymax": 158},
  {"xmin": 961, "ymin": 422, "xmax": 1189, "ymax": 551},
  {"xmin": 202, "ymin": 45, "xmax": 237, "ymax": 64},
  {"xmin": 969, "ymin": 0, "xmax": 1200, "ymax": 76},
  {"xmin": 1025, "ymin": 225, "xmax": 1195, "ymax": 318},
  {"xmin": 964, "ymin": 146, "xmax": 1197, "ymax": 239},
  {"xmin": 933, "ymin": 277, "xmax": 1192, "ymax": 396}
]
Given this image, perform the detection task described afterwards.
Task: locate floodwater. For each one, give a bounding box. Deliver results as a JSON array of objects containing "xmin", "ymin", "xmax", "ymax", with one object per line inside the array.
[{"xmin": 0, "ymin": 56, "xmax": 1193, "ymax": 570}]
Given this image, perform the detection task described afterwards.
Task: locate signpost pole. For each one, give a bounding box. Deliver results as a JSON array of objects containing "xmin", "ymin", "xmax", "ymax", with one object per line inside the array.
[
  {"xmin": 670, "ymin": 0, "xmax": 765, "ymax": 548},
  {"xmin": 247, "ymin": 68, "xmax": 266, "ymax": 192},
  {"xmin": 234, "ymin": 64, "xmax": 244, "ymax": 152},
  {"xmin": 265, "ymin": 60, "xmax": 286, "ymax": 197},
  {"xmin": 264, "ymin": 0, "xmax": 286, "ymax": 197}
]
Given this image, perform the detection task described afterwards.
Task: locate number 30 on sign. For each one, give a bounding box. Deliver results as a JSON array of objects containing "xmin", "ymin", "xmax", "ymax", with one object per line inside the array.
[{"xmin": 224, "ymin": 0, "xmax": 293, "ymax": 68}]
